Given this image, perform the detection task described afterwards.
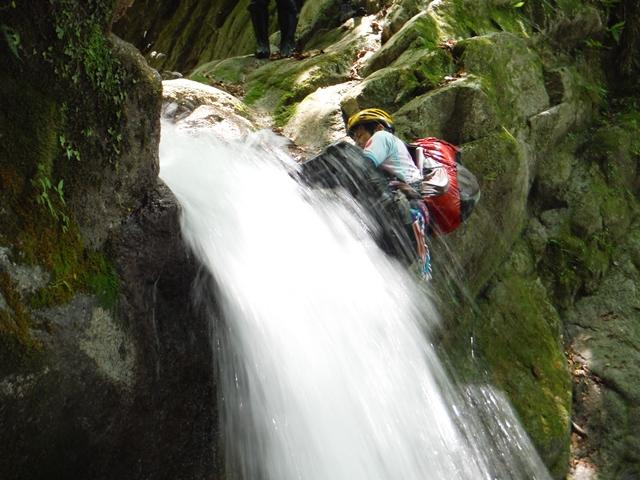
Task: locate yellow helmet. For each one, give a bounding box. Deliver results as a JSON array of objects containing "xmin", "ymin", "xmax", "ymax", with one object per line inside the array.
[{"xmin": 346, "ymin": 108, "xmax": 394, "ymax": 135}]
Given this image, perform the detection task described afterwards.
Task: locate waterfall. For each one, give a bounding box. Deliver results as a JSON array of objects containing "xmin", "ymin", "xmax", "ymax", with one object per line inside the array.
[{"xmin": 159, "ymin": 119, "xmax": 552, "ymax": 480}]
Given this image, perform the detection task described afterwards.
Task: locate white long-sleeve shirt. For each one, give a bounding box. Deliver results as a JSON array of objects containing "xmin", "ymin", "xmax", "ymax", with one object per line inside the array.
[{"xmin": 362, "ymin": 131, "xmax": 423, "ymax": 184}]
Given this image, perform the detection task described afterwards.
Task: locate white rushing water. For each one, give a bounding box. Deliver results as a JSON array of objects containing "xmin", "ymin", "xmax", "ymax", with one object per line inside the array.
[{"xmin": 159, "ymin": 119, "xmax": 552, "ymax": 480}]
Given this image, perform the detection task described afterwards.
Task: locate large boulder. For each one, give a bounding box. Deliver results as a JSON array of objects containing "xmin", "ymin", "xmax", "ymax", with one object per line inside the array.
[
  {"xmin": 457, "ymin": 32, "xmax": 550, "ymax": 127},
  {"xmin": 393, "ymin": 75, "xmax": 499, "ymax": 144},
  {"xmin": 0, "ymin": 4, "xmax": 219, "ymax": 479},
  {"xmin": 284, "ymin": 82, "xmax": 357, "ymax": 154},
  {"xmin": 162, "ymin": 78, "xmax": 259, "ymax": 139},
  {"xmin": 341, "ymin": 48, "xmax": 455, "ymax": 115}
]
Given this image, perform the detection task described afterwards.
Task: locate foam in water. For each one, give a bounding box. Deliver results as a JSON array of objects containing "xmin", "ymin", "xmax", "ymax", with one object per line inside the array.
[{"xmin": 159, "ymin": 119, "xmax": 552, "ymax": 480}]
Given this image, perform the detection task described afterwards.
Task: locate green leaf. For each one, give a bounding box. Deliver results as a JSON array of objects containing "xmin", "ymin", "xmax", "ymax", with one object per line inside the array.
[
  {"xmin": 609, "ymin": 21, "xmax": 625, "ymax": 44},
  {"xmin": 513, "ymin": 1, "xmax": 525, "ymax": 7},
  {"xmin": 1, "ymin": 25, "xmax": 21, "ymax": 60}
]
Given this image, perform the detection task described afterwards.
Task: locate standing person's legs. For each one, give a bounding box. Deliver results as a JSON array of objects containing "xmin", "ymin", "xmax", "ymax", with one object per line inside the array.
[
  {"xmin": 248, "ymin": 0, "xmax": 271, "ymax": 58},
  {"xmin": 275, "ymin": 0, "xmax": 299, "ymax": 57}
]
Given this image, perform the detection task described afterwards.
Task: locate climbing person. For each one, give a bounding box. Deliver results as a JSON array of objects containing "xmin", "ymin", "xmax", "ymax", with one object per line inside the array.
[
  {"xmin": 347, "ymin": 108, "xmax": 479, "ymax": 237},
  {"xmin": 346, "ymin": 108, "xmax": 435, "ymax": 278},
  {"xmin": 346, "ymin": 108, "xmax": 422, "ymax": 186},
  {"xmin": 248, "ymin": 0, "xmax": 300, "ymax": 59}
]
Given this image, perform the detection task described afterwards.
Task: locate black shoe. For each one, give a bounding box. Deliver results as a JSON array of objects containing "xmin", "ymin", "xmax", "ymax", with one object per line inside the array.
[
  {"xmin": 255, "ymin": 45, "xmax": 270, "ymax": 59},
  {"xmin": 279, "ymin": 40, "xmax": 295, "ymax": 57}
]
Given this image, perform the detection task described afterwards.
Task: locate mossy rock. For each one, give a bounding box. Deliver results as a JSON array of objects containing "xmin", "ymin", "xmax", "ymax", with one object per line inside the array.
[
  {"xmin": 457, "ymin": 32, "xmax": 549, "ymax": 126},
  {"xmin": 297, "ymin": 0, "xmax": 340, "ymax": 43},
  {"xmin": 117, "ymin": 0, "xmax": 257, "ymax": 73},
  {"xmin": 430, "ymin": 129, "xmax": 529, "ymax": 295},
  {"xmin": 194, "ymin": 27, "xmax": 368, "ymax": 123},
  {"xmin": 566, "ymin": 252, "xmax": 640, "ymax": 478},
  {"xmin": 283, "ymin": 83, "xmax": 356, "ymax": 154},
  {"xmin": 365, "ymin": 0, "xmax": 531, "ymax": 77},
  {"xmin": 342, "ymin": 48, "xmax": 455, "ymax": 114},
  {"xmin": 564, "ymin": 152, "xmax": 634, "ymax": 241},
  {"xmin": 380, "ymin": 0, "xmax": 424, "ymax": 43},
  {"xmin": 117, "ymin": 0, "xmax": 358, "ymax": 73},
  {"xmin": 476, "ymin": 274, "xmax": 571, "ymax": 478},
  {"xmin": 363, "ymin": 11, "xmax": 442, "ymax": 76},
  {"xmin": 192, "ymin": 55, "xmax": 261, "ymax": 85},
  {"xmin": 583, "ymin": 124, "xmax": 638, "ymax": 193},
  {"xmin": 430, "ymin": 0, "xmax": 530, "ymax": 39},
  {"xmin": 534, "ymin": 149, "xmax": 575, "ymax": 210},
  {"xmin": 342, "ymin": 66, "xmax": 422, "ymax": 114},
  {"xmin": 393, "ymin": 75, "xmax": 499, "ymax": 144}
]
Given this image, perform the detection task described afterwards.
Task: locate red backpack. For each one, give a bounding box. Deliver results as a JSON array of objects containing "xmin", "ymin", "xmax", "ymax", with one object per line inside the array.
[{"xmin": 407, "ymin": 138, "xmax": 479, "ymax": 235}]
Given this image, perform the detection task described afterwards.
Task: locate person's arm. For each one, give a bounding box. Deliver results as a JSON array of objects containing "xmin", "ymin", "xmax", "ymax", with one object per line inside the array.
[{"xmin": 361, "ymin": 132, "xmax": 392, "ymax": 168}]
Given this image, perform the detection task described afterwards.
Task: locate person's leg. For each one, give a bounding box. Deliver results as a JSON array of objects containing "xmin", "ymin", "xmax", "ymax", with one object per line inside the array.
[
  {"xmin": 275, "ymin": 0, "xmax": 299, "ymax": 57},
  {"xmin": 248, "ymin": 0, "xmax": 270, "ymax": 58}
]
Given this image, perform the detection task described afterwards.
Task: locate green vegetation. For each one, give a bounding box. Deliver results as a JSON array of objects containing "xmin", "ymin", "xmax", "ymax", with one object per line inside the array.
[
  {"xmin": 479, "ymin": 276, "xmax": 571, "ymax": 477},
  {"xmin": 47, "ymin": 0, "xmax": 128, "ymax": 162},
  {"xmin": 0, "ymin": 0, "xmax": 128, "ymax": 365},
  {"xmin": 0, "ymin": 272, "xmax": 42, "ymax": 358}
]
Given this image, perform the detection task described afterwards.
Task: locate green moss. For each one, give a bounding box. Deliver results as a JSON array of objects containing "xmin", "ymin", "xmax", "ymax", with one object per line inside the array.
[
  {"xmin": 44, "ymin": 0, "xmax": 129, "ymax": 165},
  {"xmin": 458, "ymin": 32, "xmax": 548, "ymax": 126},
  {"xmin": 84, "ymin": 252, "xmax": 119, "ymax": 310},
  {"xmin": 204, "ymin": 62, "xmax": 244, "ymax": 84},
  {"xmin": 25, "ymin": 222, "xmax": 120, "ymax": 311},
  {"xmin": 432, "ymin": 0, "xmax": 531, "ymax": 39},
  {"xmin": 0, "ymin": 77, "xmax": 60, "ymax": 199},
  {"xmin": 477, "ymin": 276, "xmax": 572, "ymax": 477},
  {"xmin": 273, "ymin": 100, "xmax": 297, "ymax": 128},
  {"xmin": 243, "ymin": 82, "xmax": 269, "ymax": 106},
  {"xmin": 1, "ymin": 0, "xmax": 126, "ymax": 317},
  {"xmin": 437, "ymin": 270, "xmax": 573, "ymax": 478},
  {"xmin": 0, "ymin": 272, "xmax": 41, "ymax": 354},
  {"xmin": 0, "ymin": 83, "xmax": 116, "ymax": 311},
  {"xmin": 412, "ymin": 13, "xmax": 441, "ymax": 49},
  {"xmin": 243, "ymin": 57, "xmax": 333, "ymax": 115},
  {"xmin": 413, "ymin": 49, "xmax": 455, "ymax": 89},
  {"xmin": 541, "ymin": 224, "xmax": 615, "ymax": 307},
  {"xmin": 373, "ymin": 48, "xmax": 456, "ymax": 106},
  {"xmin": 618, "ymin": 109, "xmax": 640, "ymax": 156},
  {"xmin": 365, "ymin": 12, "xmax": 443, "ymax": 75},
  {"xmin": 189, "ymin": 72, "xmax": 209, "ymax": 85},
  {"xmin": 489, "ymin": 6, "xmax": 529, "ymax": 36}
]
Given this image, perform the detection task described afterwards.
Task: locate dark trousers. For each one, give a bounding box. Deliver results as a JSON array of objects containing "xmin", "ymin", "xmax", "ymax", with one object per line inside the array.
[
  {"xmin": 248, "ymin": 0, "xmax": 300, "ymax": 12},
  {"xmin": 247, "ymin": 0, "xmax": 302, "ymax": 57}
]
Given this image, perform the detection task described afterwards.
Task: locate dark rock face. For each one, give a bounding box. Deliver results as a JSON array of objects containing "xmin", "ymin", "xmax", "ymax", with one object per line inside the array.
[
  {"xmin": 1, "ymin": 185, "xmax": 218, "ymax": 480},
  {"xmin": 113, "ymin": 0, "xmax": 257, "ymax": 73},
  {"xmin": 1, "ymin": 3, "xmax": 218, "ymax": 479},
  {"xmin": 106, "ymin": 182, "xmax": 218, "ymax": 480},
  {"xmin": 72, "ymin": 34, "xmax": 164, "ymax": 251}
]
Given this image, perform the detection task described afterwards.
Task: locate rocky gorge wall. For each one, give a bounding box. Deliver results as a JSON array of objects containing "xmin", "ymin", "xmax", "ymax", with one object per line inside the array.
[
  {"xmin": 116, "ymin": 0, "xmax": 640, "ymax": 478},
  {"xmin": 1, "ymin": 0, "xmax": 639, "ymax": 479},
  {"xmin": 1, "ymin": 1, "xmax": 219, "ymax": 479}
]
